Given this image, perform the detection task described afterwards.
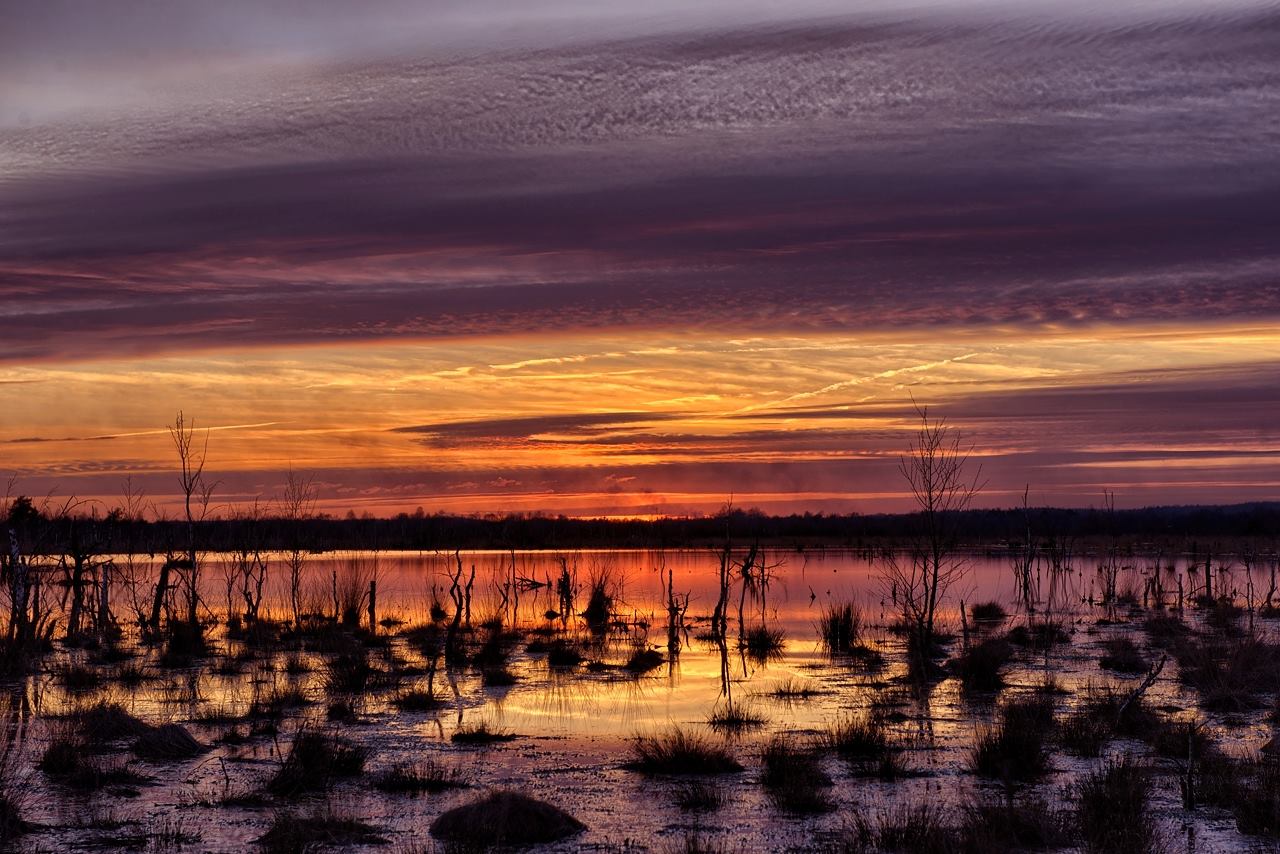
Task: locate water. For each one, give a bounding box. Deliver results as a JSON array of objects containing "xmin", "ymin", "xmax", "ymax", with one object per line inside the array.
[{"xmin": 6, "ymin": 547, "xmax": 1274, "ymax": 851}]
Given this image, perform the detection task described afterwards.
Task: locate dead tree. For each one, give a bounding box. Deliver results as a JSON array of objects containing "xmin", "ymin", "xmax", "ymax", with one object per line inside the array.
[
  {"xmin": 50, "ymin": 497, "xmax": 109, "ymax": 641},
  {"xmin": 1012, "ymin": 485, "xmax": 1038, "ymax": 611},
  {"xmin": 711, "ymin": 544, "xmax": 733, "ymax": 639},
  {"xmin": 278, "ymin": 468, "xmax": 317, "ymax": 629},
  {"xmin": 2, "ymin": 485, "xmax": 34, "ymax": 647},
  {"xmin": 168, "ymin": 411, "xmax": 211, "ymax": 630},
  {"xmin": 230, "ymin": 500, "xmax": 269, "ymax": 624},
  {"xmin": 880, "ymin": 403, "xmax": 984, "ymax": 664}
]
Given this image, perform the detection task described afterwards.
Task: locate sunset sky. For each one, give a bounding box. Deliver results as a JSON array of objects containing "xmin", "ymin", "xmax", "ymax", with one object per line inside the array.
[{"xmin": 2, "ymin": 0, "xmax": 1278, "ymax": 517}]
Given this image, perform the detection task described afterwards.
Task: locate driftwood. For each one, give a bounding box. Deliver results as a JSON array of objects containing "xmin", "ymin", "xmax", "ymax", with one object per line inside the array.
[{"xmin": 1116, "ymin": 654, "xmax": 1167, "ymax": 723}]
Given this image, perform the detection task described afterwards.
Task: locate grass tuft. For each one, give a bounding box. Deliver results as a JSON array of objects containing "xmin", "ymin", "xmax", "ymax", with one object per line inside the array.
[
  {"xmin": 1075, "ymin": 756, "xmax": 1156, "ymax": 854},
  {"xmin": 257, "ymin": 805, "xmax": 385, "ymax": 853},
  {"xmin": 267, "ymin": 729, "xmax": 368, "ymax": 796},
  {"xmin": 451, "ymin": 721, "xmax": 518, "ymax": 745},
  {"xmin": 971, "ymin": 695, "xmax": 1054, "ymax": 783},
  {"xmin": 626, "ymin": 728, "xmax": 743, "ymax": 775},
  {"xmin": 375, "ymin": 758, "xmax": 466, "ymax": 795},
  {"xmin": 761, "ymin": 736, "xmax": 833, "ymax": 814}
]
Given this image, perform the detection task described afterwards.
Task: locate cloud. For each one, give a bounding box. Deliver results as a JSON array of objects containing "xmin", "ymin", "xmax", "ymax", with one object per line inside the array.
[
  {"xmin": 392, "ymin": 412, "xmax": 685, "ymax": 445},
  {"xmin": 2, "ymin": 10, "xmax": 1279, "ymax": 363}
]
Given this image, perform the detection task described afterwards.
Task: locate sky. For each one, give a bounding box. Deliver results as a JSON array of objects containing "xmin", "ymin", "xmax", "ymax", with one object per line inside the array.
[{"xmin": 2, "ymin": 0, "xmax": 1279, "ymax": 518}]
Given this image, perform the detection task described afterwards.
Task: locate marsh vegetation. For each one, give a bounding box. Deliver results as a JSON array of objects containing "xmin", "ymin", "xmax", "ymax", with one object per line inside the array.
[{"xmin": 1, "ymin": 417, "xmax": 1278, "ymax": 851}]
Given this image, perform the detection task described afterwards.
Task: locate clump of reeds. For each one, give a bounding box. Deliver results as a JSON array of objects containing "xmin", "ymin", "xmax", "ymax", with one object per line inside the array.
[
  {"xmin": 971, "ymin": 694, "xmax": 1053, "ymax": 782},
  {"xmin": 451, "ymin": 721, "xmax": 518, "ymax": 745},
  {"xmin": 393, "ymin": 689, "xmax": 440, "ymax": 712},
  {"xmin": 546, "ymin": 639, "xmax": 584, "ymax": 668},
  {"xmin": 950, "ymin": 635, "xmax": 1013, "ymax": 691},
  {"xmin": 625, "ymin": 728, "xmax": 743, "ymax": 775},
  {"xmin": 843, "ymin": 801, "xmax": 956, "ymax": 854},
  {"xmin": 39, "ymin": 723, "xmax": 85, "ymax": 776},
  {"xmin": 67, "ymin": 701, "xmax": 152, "ymax": 744},
  {"xmin": 282, "ymin": 654, "xmax": 309, "ymax": 675},
  {"xmin": 707, "ymin": 702, "xmax": 767, "ymax": 732},
  {"xmin": 960, "ymin": 792, "xmax": 1067, "ymax": 851},
  {"xmin": 1075, "ymin": 756, "xmax": 1156, "ymax": 853},
  {"xmin": 674, "ymin": 779, "xmax": 725, "ymax": 812},
  {"xmin": 823, "ymin": 712, "xmax": 890, "ymax": 765},
  {"xmin": 1204, "ymin": 598, "xmax": 1244, "ymax": 633},
  {"xmin": 470, "ymin": 626, "xmax": 519, "ymax": 670},
  {"xmin": 765, "ymin": 677, "xmax": 828, "ymax": 700},
  {"xmin": 969, "ymin": 601, "xmax": 1008, "ymax": 625},
  {"xmin": 0, "ymin": 702, "xmax": 28, "ymax": 846},
  {"xmin": 267, "ymin": 729, "xmax": 368, "ymax": 796},
  {"xmin": 1058, "ymin": 682, "xmax": 1155, "ymax": 757},
  {"xmin": 248, "ymin": 685, "xmax": 309, "ymax": 719},
  {"xmin": 1232, "ymin": 758, "xmax": 1280, "ymax": 837},
  {"xmin": 112, "ymin": 662, "xmax": 149, "ymax": 687},
  {"xmin": 1141, "ymin": 613, "xmax": 1189, "ymax": 647},
  {"xmin": 740, "ymin": 626, "xmax": 785, "ymax": 662},
  {"xmin": 659, "ymin": 833, "xmax": 741, "ymax": 854},
  {"xmin": 1176, "ymin": 634, "xmax": 1280, "ymax": 712},
  {"xmin": 818, "ymin": 603, "xmax": 862, "ymax": 654},
  {"xmin": 482, "ymin": 666, "xmax": 518, "ymax": 687},
  {"xmin": 1058, "ymin": 708, "xmax": 1113, "ymax": 758},
  {"xmin": 1099, "ymin": 637, "xmax": 1150, "ymax": 674},
  {"xmin": 583, "ymin": 576, "xmax": 613, "ymax": 633},
  {"xmin": 58, "ymin": 663, "xmax": 102, "ymax": 692},
  {"xmin": 322, "ymin": 647, "xmax": 374, "ymax": 696},
  {"xmin": 624, "ymin": 647, "xmax": 664, "ymax": 674},
  {"xmin": 257, "ymin": 805, "xmax": 386, "ymax": 853},
  {"xmin": 326, "ymin": 699, "xmax": 358, "ymax": 723},
  {"xmin": 140, "ymin": 815, "xmax": 200, "ymax": 852},
  {"xmin": 159, "ymin": 621, "xmax": 208, "ymax": 668},
  {"xmin": 374, "ymin": 757, "xmax": 466, "ymax": 795},
  {"xmin": 760, "ymin": 736, "xmax": 833, "ymax": 814},
  {"xmin": 39, "ymin": 724, "xmax": 151, "ymax": 793},
  {"xmin": 1006, "ymin": 621, "xmax": 1069, "ymax": 650}
]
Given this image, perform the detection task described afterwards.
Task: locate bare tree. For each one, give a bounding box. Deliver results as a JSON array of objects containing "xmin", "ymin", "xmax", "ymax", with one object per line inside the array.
[
  {"xmin": 278, "ymin": 468, "xmax": 317, "ymax": 629},
  {"xmin": 111, "ymin": 477, "xmax": 155, "ymax": 632},
  {"xmin": 881, "ymin": 404, "xmax": 984, "ymax": 670},
  {"xmin": 169, "ymin": 411, "xmax": 211, "ymax": 630},
  {"xmin": 2, "ymin": 479, "xmax": 32, "ymax": 646},
  {"xmin": 48, "ymin": 495, "xmax": 109, "ymax": 640},
  {"xmin": 229, "ymin": 499, "xmax": 269, "ymax": 625}
]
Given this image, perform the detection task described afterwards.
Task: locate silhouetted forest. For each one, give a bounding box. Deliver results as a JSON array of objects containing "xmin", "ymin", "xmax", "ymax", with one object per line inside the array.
[{"xmin": 6, "ymin": 498, "xmax": 1278, "ymax": 555}]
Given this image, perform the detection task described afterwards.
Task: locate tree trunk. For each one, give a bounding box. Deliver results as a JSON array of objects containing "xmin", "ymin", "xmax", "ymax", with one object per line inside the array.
[{"xmin": 7, "ymin": 527, "xmax": 28, "ymax": 642}]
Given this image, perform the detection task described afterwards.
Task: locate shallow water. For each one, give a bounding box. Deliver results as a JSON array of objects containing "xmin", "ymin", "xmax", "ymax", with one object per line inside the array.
[{"xmin": 8, "ymin": 547, "xmax": 1279, "ymax": 852}]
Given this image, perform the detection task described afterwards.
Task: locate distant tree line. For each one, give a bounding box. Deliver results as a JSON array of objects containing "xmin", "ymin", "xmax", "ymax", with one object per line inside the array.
[{"xmin": 5, "ymin": 498, "xmax": 1278, "ymax": 556}]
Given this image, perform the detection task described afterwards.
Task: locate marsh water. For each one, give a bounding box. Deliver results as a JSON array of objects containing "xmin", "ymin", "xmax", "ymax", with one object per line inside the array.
[{"xmin": 9, "ymin": 547, "xmax": 1280, "ymax": 852}]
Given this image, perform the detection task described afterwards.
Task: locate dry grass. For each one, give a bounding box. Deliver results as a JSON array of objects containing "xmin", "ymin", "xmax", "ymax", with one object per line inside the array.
[
  {"xmin": 267, "ymin": 729, "xmax": 368, "ymax": 796},
  {"xmin": 971, "ymin": 695, "xmax": 1054, "ymax": 782},
  {"xmin": 451, "ymin": 721, "xmax": 518, "ymax": 745},
  {"xmin": 760, "ymin": 736, "xmax": 833, "ymax": 814},
  {"xmin": 375, "ymin": 758, "xmax": 466, "ymax": 795},
  {"xmin": 1075, "ymin": 756, "xmax": 1156, "ymax": 854},
  {"xmin": 707, "ymin": 702, "xmax": 767, "ymax": 732},
  {"xmin": 258, "ymin": 805, "xmax": 385, "ymax": 853},
  {"xmin": 626, "ymin": 728, "xmax": 743, "ymax": 775}
]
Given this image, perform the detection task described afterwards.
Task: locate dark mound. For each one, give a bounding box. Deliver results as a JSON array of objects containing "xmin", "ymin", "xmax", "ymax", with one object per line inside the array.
[
  {"xmin": 429, "ymin": 791, "xmax": 585, "ymax": 846},
  {"xmin": 133, "ymin": 723, "xmax": 208, "ymax": 760},
  {"xmin": 73, "ymin": 702, "xmax": 152, "ymax": 743}
]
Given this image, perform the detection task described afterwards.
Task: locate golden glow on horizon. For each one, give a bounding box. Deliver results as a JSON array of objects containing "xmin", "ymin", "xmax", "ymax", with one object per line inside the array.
[{"xmin": 2, "ymin": 320, "xmax": 1279, "ymax": 515}]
